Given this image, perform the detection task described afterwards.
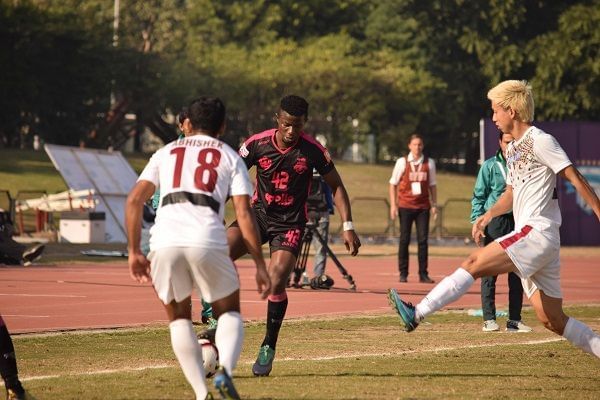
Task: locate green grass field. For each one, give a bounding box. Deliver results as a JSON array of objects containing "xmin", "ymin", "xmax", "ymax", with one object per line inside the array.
[
  {"xmin": 0, "ymin": 150, "xmax": 600, "ymax": 400},
  {"xmin": 3, "ymin": 149, "xmax": 599, "ymax": 399},
  {"xmin": 12, "ymin": 306, "xmax": 600, "ymax": 399},
  {"xmin": 0, "ymin": 149, "xmax": 475, "ymax": 237}
]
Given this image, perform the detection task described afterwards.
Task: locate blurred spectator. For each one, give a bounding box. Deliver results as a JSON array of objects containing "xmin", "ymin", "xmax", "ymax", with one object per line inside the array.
[{"xmin": 389, "ymin": 134, "xmax": 437, "ymax": 283}]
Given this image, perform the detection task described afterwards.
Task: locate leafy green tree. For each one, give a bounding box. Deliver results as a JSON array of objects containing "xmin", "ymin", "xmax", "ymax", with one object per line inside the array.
[
  {"xmin": 2, "ymin": 0, "xmax": 597, "ymax": 164},
  {"xmin": 0, "ymin": 1, "xmax": 115, "ymax": 147},
  {"xmin": 364, "ymin": 0, "xmax": 590, "ymax": 171},
  {"xmin": 527, "ymin": 1, "xmax": 600, "ymax": 120}
]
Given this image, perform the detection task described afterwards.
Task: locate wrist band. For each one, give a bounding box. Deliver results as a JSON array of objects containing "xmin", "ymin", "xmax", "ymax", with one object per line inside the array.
[{"xmin": 343, "ymin": 221, "xmax": 354, "ymax": 231}]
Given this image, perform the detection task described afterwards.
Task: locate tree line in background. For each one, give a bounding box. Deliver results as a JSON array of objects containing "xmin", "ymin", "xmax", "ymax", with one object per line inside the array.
[{"xmin": 1, "ymin": 0, "xmax": 598, "ymax": 172}]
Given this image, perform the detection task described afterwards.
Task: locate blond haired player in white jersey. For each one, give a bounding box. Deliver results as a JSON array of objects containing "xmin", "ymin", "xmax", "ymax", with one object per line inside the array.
[
  {"xmin": 126, "ymin": 97, "xmax": 271, "ymax": 400},
  {"xmin": 388, "ymin": 80, "xmax": 600, "ymax": 358}
]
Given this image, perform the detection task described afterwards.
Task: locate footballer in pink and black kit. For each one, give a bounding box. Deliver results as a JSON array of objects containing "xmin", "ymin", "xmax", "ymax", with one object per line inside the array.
[
  {"xmin": 236, "ymin": 127, "xmax": 334, "ymax": 255},
  {"xmin": 227, "ymin": 95, "xmax": 361, "ymax": 378}
]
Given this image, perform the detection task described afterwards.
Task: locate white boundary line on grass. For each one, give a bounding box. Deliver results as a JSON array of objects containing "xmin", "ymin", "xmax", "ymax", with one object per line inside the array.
[
  {"xmin": 19, "ymin": 364, "xmax": 173, "ymax": 383},
  {"xmin": 278, "ymin": 337, "xmax": 565, "ymax": 361},
  {"xmin": 15, "ymin": 337, "xmax": 564, "ymax": 383}
]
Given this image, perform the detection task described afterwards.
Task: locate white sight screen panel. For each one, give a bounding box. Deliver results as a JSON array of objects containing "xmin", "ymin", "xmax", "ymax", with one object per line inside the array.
[{"xmin": 44, "ymin": 144, "xmax": 139, "ymax": 242}]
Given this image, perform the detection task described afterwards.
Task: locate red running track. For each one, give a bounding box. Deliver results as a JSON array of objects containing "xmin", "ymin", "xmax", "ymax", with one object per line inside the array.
[{"xmin": 1, "ymin": 255, "xmax": 599, "ymax": 334}]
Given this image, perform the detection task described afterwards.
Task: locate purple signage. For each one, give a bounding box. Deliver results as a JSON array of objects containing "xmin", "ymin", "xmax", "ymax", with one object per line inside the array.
[{"xmin": 481, "ymin": 119, "xmax": 600, "ymax": 246}]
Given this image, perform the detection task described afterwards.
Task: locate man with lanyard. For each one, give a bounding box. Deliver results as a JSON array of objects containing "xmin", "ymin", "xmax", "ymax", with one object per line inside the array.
[{"xmin": 389, "ymin": 134, "xmax": 437, "ymax": 283}]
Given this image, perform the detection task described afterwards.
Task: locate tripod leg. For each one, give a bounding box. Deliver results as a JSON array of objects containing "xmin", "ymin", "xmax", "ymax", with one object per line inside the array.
[
  {"xmin": 313, "ymin": 229, "xmax": 356, "ymax": 291},
  {"xmin": 292, "ymin": 229, "xmax": 312, "ymax": 287}
]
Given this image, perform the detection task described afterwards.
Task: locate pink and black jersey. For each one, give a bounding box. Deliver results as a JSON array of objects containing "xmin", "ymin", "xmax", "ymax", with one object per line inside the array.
[{"xmin": 238, "ymin": 129, "xmax": 334, "ymax": 225}]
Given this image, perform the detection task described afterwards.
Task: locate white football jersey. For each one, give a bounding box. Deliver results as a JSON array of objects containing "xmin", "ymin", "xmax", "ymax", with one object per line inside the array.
[
  {"xmin": 505, "ymin": 126, "xmax": 572, "ymax": 234},
  {"xmin": 138, "ymin": 135, "xmax": 253, "ymax": 250}
]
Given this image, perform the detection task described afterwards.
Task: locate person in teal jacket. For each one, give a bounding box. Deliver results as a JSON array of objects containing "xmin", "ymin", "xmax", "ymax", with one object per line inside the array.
[{"xmin": 471, "ymin": 132, "xmax": 532, "ymax": 332}]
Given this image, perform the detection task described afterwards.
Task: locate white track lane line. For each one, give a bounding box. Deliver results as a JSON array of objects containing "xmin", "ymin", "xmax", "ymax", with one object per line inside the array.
[{"xmin": 0, "ymin": 293, "xmax": 86, "ymax": 298}]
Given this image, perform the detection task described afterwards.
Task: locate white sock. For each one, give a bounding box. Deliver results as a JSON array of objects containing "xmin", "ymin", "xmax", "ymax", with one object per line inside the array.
[
  {"xmin": 169, "ymin": 319, "xmax": 207, "ymax": 399},
  {"xmin": 415, "ymin": 268, "xmax": 474, "ymax": 321},
  {"xmin": 215, "ymin": 311, "xmax": 244, "ymax": 376},
  {"xmin": 563, "ymin": 317, "xmax": 600, "ymax": 358}
]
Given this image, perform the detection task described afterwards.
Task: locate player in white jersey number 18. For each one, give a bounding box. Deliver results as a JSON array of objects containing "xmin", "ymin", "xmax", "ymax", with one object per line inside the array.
[{"xmin": 126, "ymin": 97, "xmax": 271, "ymax": 400}]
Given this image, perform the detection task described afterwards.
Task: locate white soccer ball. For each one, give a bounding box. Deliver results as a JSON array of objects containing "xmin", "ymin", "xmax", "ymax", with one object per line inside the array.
[{"xmin": 198, "ymin": 338, "xmax": 219, "ymax": 378}]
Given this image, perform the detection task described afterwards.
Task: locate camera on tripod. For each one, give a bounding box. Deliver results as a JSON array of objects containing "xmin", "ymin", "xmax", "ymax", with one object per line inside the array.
[
  {"xmin": 290, "ymin": 172, "xmax": 356, "ymax": 291},
  {"xmin": 306, "ymin": 173, "xmax": 330, "ymax": 217}
]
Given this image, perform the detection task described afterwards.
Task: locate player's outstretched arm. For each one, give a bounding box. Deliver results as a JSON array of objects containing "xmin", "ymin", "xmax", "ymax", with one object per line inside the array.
[
  {"xmin": 125, "ymin": 180, "xmax": 155, "ymax": 283},
  {"xmin": 231, "ymin": 194, "xmax": 271, "ymax": 298},
  {"xmin": 322, "ymin": 168, "xmax": 361, "ymax": 256},
  {"xmin": 560, "ymin": 165, "xmax": 600, "ymax": 221}
]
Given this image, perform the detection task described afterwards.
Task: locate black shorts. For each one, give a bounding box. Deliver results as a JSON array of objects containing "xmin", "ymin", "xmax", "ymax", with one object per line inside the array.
[
  {"xmin": 230, "ymin": 207, "xmax": 305, "ymax": 258},
  {"xmin": 484, "ymin": 213, "xmax": 515, "ymax": 244}
]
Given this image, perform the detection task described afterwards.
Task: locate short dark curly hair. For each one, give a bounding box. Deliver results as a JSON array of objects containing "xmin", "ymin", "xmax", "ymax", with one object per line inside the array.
[
  {"xmin": 177, "ymin": 108, "xmax": 189, "ymax": 125},
  {"xmin": 280, "ymin": 95, "xmax": 309, "ymax": 117},
  {"xmin": 187, "ymin": 97, "xmax": 226, "ymax": 134}
]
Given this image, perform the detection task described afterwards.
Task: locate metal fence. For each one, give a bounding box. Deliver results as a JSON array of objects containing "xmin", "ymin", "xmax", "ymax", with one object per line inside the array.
[
  {"xmin": 334, "ymin": 196, "xmax": 473, "ymax": 239},
  {"xmin": 4, "ymin": 189, "xmax": 474, "ymax": 242}
]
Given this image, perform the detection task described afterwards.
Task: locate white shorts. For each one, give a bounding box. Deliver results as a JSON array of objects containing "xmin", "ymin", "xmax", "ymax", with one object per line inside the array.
[
  {"xmin": 148, "ymin": 246, "xmax": 239, "ymax": 305},
  {"xmin": 496, "ymin": 225, "xmax": 562, "ymax": 299}
]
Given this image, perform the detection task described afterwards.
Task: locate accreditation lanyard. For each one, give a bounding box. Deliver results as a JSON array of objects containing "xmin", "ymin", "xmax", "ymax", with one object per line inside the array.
[{"xmin": 408, "ymin": 158, "xmax": 425, "ymax": 195}]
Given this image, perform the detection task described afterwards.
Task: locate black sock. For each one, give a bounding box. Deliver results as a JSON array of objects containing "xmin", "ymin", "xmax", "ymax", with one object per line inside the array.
[
  {"xmin": 0, "ymin": 324, "xmax": 22, "ymax": 392},
  {"xmin": 261, "ymin": 298, "xmax": 288, "ymax": 350}
]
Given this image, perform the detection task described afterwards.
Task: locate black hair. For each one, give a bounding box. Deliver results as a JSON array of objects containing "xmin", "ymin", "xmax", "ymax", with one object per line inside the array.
[
  {"xmin": 177, "ymin": 108, "xmax": 189, "ymax": 125},
  {"xmin": 280, "ymin": 95, "xmax": 309, "ymax": 117},
  {"xmin": 187, "ymin": 97, "xmax": 226, "ymax": 134}
]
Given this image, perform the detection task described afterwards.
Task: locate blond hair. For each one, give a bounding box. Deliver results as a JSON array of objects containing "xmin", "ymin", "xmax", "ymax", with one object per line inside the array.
[{"xmin": 487, "ymin": 80, "xmax": 535, "ymax": 123}]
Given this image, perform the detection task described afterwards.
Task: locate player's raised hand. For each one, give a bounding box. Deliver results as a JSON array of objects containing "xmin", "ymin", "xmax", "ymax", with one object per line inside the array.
[
  {"xmin": 255, "ymin": 264, "xmax": 271, "ymax": 299},
  {"xmin": 128, "ymin": 252, "xmax": 151, "ymax": 283},
  {"xmin": 343, "ymin": 230, "xmax": 361, "ymax": 256}
]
